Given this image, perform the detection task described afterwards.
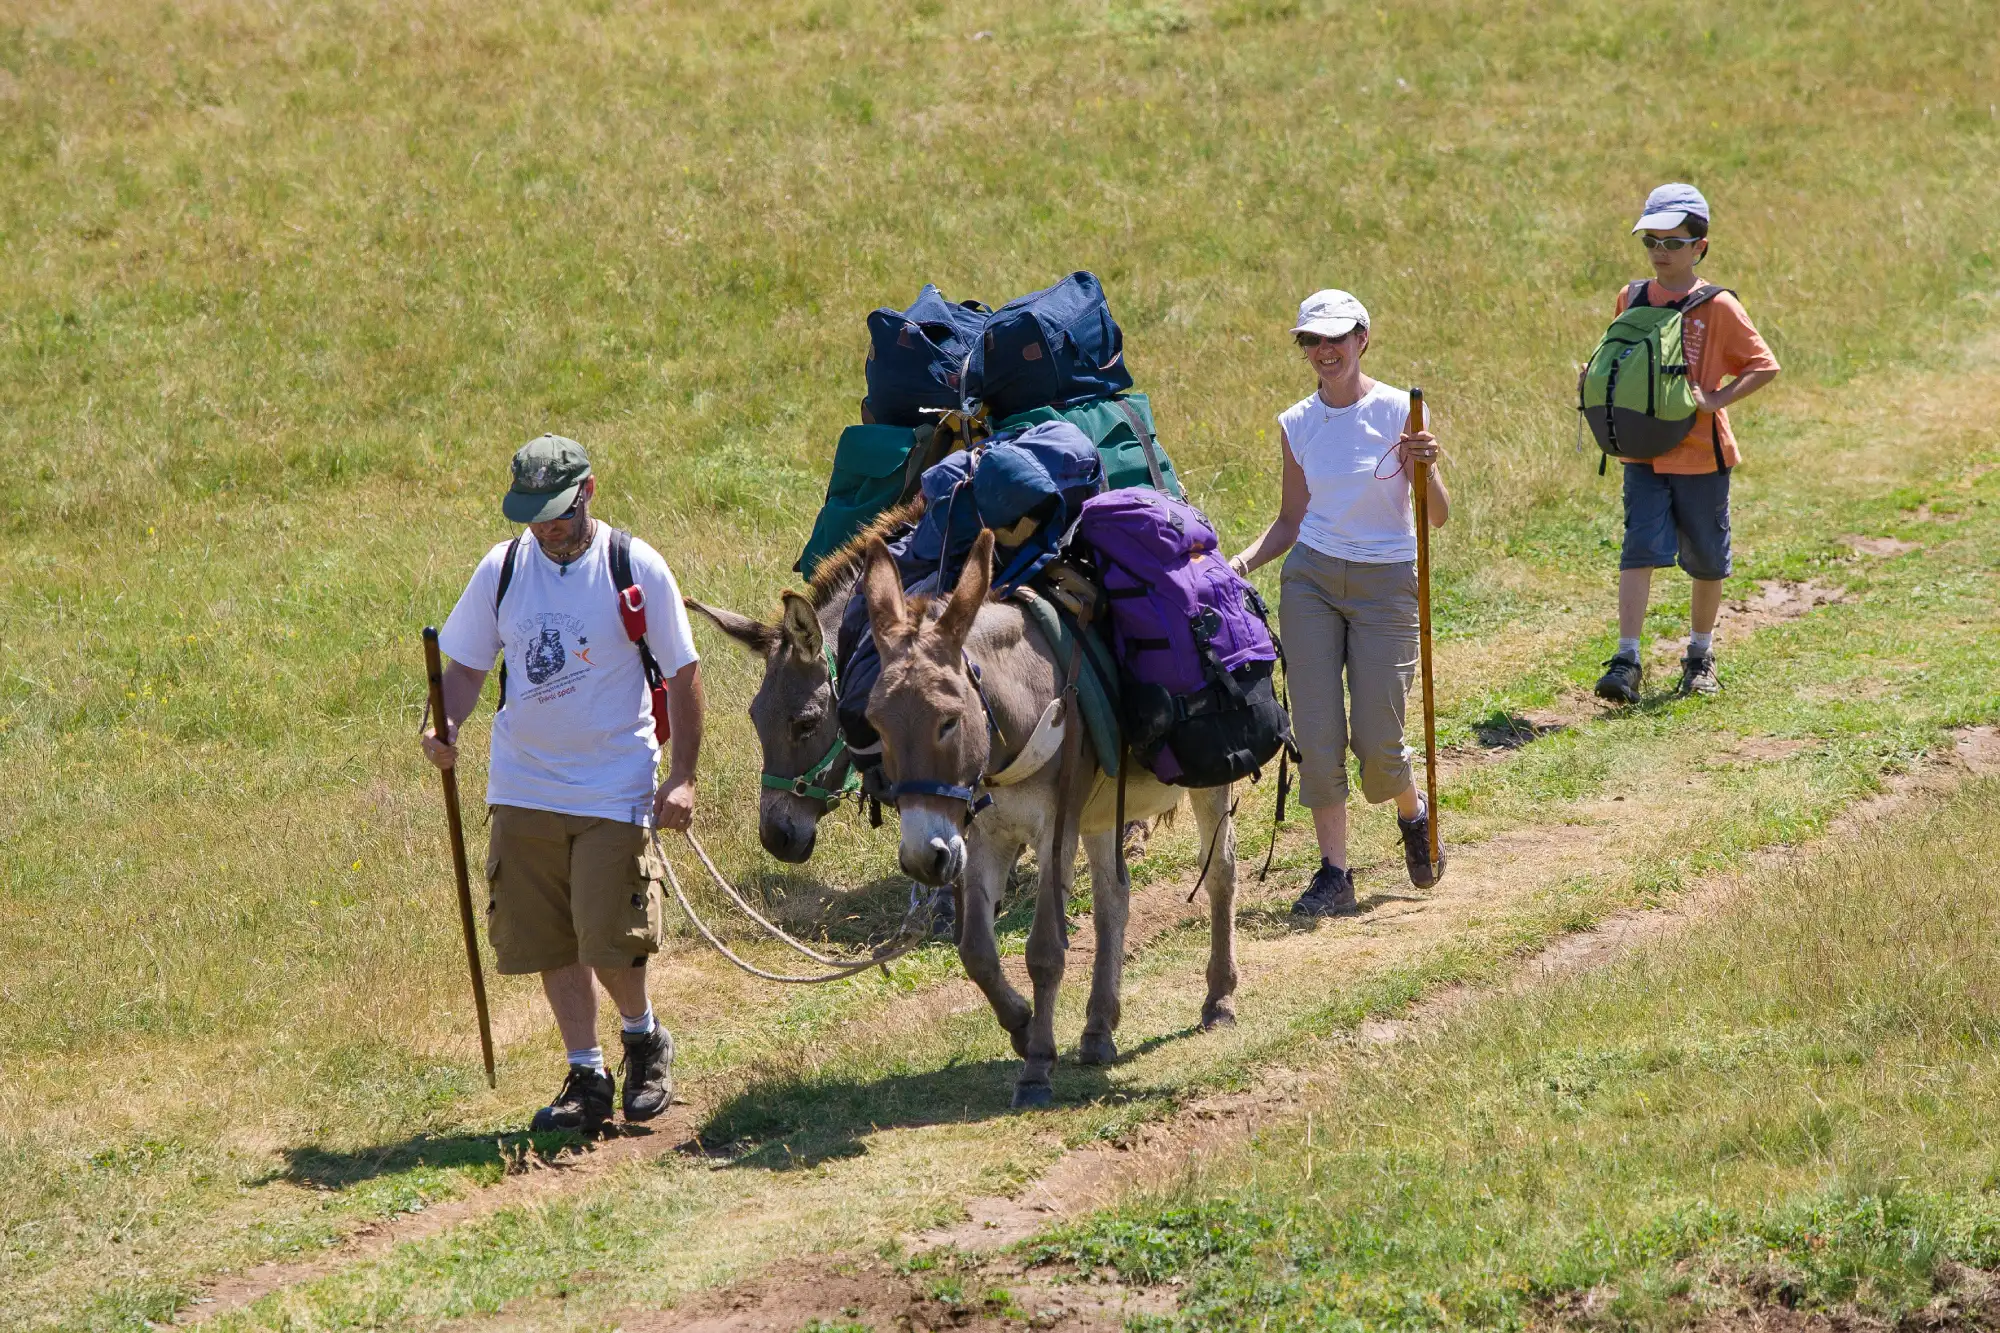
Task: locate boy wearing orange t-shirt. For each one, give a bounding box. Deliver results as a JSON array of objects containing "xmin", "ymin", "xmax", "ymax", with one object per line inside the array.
[{"xmin": 1594, "ymin": 183, "xmax": 1780, "ymax": 702}]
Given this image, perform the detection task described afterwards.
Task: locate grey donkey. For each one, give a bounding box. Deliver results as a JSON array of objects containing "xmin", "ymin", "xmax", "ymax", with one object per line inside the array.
[
  {"xmin": 860, "ymin": 529, "xmax": 1240, "ymax": 1109},
  {"xmin": 684, "ymin": 505, "xmax": 916, "ymax": 864}
]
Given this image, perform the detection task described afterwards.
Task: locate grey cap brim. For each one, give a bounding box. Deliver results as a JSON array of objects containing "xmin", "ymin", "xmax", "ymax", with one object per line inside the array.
[
  {"xmin": 502, "ymin": 480, "xmax": 582, "ymax": 524},
  {"xmin": 1292, "ymin": 316, "xmax": 1363, "ymax": 337},
  {"xmin": 1633, "ymin": 209, "xmax": 1692, "ymax": 233}
]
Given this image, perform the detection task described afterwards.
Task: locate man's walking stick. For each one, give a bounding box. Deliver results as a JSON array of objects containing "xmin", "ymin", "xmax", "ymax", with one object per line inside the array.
[
  {"xmin": 422, "ymin": 627, "xmax": 498, "ymax": 1088},
  {"xmin": 1407, "ymin": 388, "xmax": 1443, "ymax": 875}
]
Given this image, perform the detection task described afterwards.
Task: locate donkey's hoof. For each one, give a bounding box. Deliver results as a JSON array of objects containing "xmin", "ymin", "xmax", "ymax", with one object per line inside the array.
[
  {"xmin": 1007, "ymin": 1024, "xmax": 1032, "ymax": 1058},
  {"xmin": 1011, "ymin": 1082, "xmax": 1055, "ymax": 1110},
  {"xmin": 1078, "ymin": 1031, "xmax": 1118, "ymax": 1066},
  {"xmin": 1200, "ymin": 1003, "xmax": 1237, "ymax": 1031}
]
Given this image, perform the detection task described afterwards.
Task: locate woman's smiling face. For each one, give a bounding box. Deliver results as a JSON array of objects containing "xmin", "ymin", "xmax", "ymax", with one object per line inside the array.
[{"xmin": 1300, "ymin": 326, "xmax": 1366, "ymax": 383}]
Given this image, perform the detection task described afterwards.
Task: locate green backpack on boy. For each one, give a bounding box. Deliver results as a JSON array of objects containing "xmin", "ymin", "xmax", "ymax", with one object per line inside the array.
[{"xmin": 1580, "ymin": 281, "xmax": 1732, "ymax": 469}]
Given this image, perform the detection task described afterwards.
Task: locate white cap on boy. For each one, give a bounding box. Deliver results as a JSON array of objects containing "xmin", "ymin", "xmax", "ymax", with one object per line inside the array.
[{"xmin": 1633, "ymin": 182, "xmax": 1711, "ymax": 233}]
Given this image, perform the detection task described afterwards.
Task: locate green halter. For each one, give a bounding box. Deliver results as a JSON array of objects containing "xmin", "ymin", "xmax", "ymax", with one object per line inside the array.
[{"xmin": 759, "ymin": 643, "xmax": 863, "ymax": 807}]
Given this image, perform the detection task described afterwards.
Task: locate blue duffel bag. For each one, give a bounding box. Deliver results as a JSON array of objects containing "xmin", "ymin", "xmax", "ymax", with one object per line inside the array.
[
  {"xmin": 963, "ymin": 271, "xmax": 1134, "ymax": 418},
  {"xmin": 863, "ymin": 285, "xmax": 991, "ymax": 427}
]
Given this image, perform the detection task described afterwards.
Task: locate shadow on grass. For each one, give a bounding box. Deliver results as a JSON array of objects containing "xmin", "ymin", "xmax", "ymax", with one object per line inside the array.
[
  {"xmin": 702, "ymin": 1029, "xmax": 1200, "ymax": 1171},
  {"xmin": 274, "ymin": 1127, "xmax": 628, "ymax": 1189},
  {"xmin": 734, "ymin": 856, "xmax": 1038, "ymax": 948},
  {"xmin": 1471, "ymin": 709, "xmax": 1574, "ymax": 749}
]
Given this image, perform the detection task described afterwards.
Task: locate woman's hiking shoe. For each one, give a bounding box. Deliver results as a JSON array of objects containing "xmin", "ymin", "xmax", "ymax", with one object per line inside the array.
[
  {"xmin": 620, "ymin": 1026, "xmax": 675, "ymax": 1123},
  {"xmin": 1398, "ymin": 805, "xmax": 1446, "ymax": 889},
  {"xmin": 530, "ymin": 1066, "xmax": 615, "ymax": 1134},
  {"xmin": 1292, "ymin": 862, "xmax": 1359, "ymax": 918},
  {"xmin": 1679, "ymin": 651, "xmax": 1721, "ymax": 697},
  {"xmin": 1594, "ymin": 653, "xmax": 1643, "ymax": 704}
]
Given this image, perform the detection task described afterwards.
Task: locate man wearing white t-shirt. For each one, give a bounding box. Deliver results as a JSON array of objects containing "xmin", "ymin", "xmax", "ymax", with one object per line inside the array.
[{"xmin": 422, "ymin": 434, "xmax": 704, "ymax": 1134}]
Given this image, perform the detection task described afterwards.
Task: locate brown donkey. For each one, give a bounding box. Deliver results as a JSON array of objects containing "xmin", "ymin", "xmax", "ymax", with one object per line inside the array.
[{"xmin": 861, "ymin": 530, "xmax": 1239, "ymax": 1108}]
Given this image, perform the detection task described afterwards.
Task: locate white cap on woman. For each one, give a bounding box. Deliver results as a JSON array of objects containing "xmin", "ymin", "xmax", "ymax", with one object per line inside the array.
[{"xmin": 1291, "ymin": 289, "xmax": 1370, "ymax": 338}]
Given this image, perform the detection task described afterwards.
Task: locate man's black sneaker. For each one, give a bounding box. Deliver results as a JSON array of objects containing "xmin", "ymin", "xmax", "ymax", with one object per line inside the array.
[
  {"xmin": 1292, "ymin": 862, "xmax": 1359, "ymax": 918},
  {"xmin": 1679, "ymin": 651, "xmax": 1720, "ymax": 697},
  {"xmin": 530, "ymin": 1065, "xmax": 614, "ymax": 1134},
  {"xmin": 619, "ymin": 1026, "xmax": 675, "ymax": 1123},
  {"xmin": 1594, "ymin": 653, "xmax": 1642, "ymax": 704},
  {"xmin": 1398, "ymin": 804, "xmax": 1446, "ymax": 890}
]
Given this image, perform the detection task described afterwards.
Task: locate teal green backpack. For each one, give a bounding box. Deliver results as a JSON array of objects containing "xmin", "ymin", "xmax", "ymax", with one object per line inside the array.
[
  {"xmin": 794, "ymin": 423, "xmax": 940, "ymax": 577},
  {"xmin": 995, "ymin": 392, "xmax": 1186, "ymax": 499},
  {"xmin": 1580, "ymin": 281, "xmax": 1732, "ymax": 470}
]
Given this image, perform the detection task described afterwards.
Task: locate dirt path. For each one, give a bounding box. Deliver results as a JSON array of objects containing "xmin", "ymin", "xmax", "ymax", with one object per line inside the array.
[
  {"xmin": 179, "ymin": 577, "xmax": 1939, "ymax": 1326},
  {"xmin": 618, "ymin": 727, "xmax": 2000, "ymax": 1333}
]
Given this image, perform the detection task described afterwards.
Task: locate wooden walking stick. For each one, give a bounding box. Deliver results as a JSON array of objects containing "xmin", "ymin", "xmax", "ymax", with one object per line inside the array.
[
  {"xmin": 422, "ymin": 627, "xmax": 498, "ymax": 1088},
  {"xmin": 1407, "ymin": 388, "xmax": 1443, "ymax": 875}
]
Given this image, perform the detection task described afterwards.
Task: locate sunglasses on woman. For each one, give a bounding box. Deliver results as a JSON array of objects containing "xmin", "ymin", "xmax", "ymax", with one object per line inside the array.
[
  {"xmin": 1295, "ymin": 330, "xmax": 1358, "ymax": 348},
  {"xmin": 1639, "ymin": 235, "xmax": 1704, "ymax": 251}
]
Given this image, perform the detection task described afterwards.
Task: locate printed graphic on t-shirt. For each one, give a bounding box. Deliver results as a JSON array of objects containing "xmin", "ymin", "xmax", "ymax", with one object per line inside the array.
[{"xmin": 516, "ymin": 611, "xmax": 591, "ymax": 695}]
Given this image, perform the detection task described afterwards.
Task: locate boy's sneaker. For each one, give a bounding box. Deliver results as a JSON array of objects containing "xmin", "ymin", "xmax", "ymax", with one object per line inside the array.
[
  {"xmin": 1292, "ymin": 863, "xmax": 1359, "ymax": 918},
  {"xmin": 619, "ymin": 1026, "xmax": 675, "ymax": 1122},
  {"xmin": 530, "ymin": 1065, "xmax": 614, "ymax": 1134},
  {"xmin": 1398, "ymin": 804, "xmax": 1446, "ymax": 890},
  {"xmin": 1594, "ymin": 653, "xmax": 1643, "ymax": 704},
  {"xmin": 1679, "ymin": 651, "xmax": 1720, "ymax": 697}
]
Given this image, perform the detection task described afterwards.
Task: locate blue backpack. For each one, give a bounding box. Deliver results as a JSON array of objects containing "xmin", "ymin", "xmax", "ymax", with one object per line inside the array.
[
  {"xmin": 963, "ymin": 272, "xmax": 1133, "ymax": 417},
  {"xmin": 972, "ymin": 421, "xmax": 1104, "ymax": 589},
  {"xmin": 863, "ymin": 285, "xmax": 991, "ymax": 427}
]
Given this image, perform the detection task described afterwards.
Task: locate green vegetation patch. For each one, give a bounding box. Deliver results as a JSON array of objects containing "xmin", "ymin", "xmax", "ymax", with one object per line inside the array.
[{"xmin": 1034, "ymin": 781, "xmax": 2000, "ymax": 1330}]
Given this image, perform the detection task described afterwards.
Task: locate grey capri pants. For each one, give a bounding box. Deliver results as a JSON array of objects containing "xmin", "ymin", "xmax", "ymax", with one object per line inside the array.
[{"xmin": 1277, "ymin": 543, "xmax": 1419, "ymax": 807}]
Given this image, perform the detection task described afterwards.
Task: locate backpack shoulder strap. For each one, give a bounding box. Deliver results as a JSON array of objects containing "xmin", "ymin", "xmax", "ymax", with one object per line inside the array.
[
  {"xmin": 1674, "ymin": 283, "xmax": 1735, "ymax": 314},
  {"xmin": 493, "ymin": 534, "xmax": 524, "ymax": 711},
  {"xmin": 608, "ymin": 526, "xmax": 634, "ymax": 592},
  {"xmin": 608, "ymin": 527, "xmax": 667, "ymax": 688},
  {"xmin": 1624, "ymin": 279, "xmax": 1653, "ymax": 310},
  {"xmin": 1108, "ymin": 396, "xmax": 1168, "ymax": 493},
  {"xmin": 494, "ymin": 534, "xmax": 524, "ymax": 612}
]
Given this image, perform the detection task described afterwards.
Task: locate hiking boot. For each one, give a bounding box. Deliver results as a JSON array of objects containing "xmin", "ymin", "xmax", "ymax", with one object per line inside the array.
[
  {"xmin": 1291, "ymin": 862, "xmax": 1359, "ymax": 918},
  {"xmin": 1594, "ymin": 653, "xmax": 1642, "ymax": 705},
  {"xmin": 1398, "ymin": 803, "xmax": 1447, "ymax": 890},
  {"xmin": 619, "ymin": 1026, "xmax": 675, "ymax": 1123},
  {"xmin": 1679, "ymin": 651, "xmax": 1720, "ymax": 697},
  {"xmin": 530, "ymin": 1065, "xmax": 614, "ymax": 1134}
]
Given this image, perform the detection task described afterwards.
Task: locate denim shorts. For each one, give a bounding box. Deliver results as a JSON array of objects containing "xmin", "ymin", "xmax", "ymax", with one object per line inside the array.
[{"xmin": 1620, "ymin": 463, "xmax": 1732, "ymax": 582}]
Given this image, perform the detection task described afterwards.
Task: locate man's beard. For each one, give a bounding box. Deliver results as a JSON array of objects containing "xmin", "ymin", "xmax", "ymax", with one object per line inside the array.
[{"xmin": 536, "ymin": 510, "xmax": 593, "ymax": 563}]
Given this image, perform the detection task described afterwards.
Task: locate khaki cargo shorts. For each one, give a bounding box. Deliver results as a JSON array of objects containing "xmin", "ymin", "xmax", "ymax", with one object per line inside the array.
[{"xmin": 484, "ymin": 805, "xmax": 666, "ymax": 975}]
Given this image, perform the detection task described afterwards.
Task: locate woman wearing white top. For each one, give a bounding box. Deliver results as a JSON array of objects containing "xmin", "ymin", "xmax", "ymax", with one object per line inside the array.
[{"xmin": 1229, "ymin": 290, "xmax": 1449, "ymax": 916}]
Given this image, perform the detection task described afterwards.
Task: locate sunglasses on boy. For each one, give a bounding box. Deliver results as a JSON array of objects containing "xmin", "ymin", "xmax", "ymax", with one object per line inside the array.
[
  {"xmin": 1639, "ymin": 235, "xmax": 1705, "ymax": 251},
  {"xmin": 1295, "ymin": 330, "xmax": 1359, "ymax": 348}
]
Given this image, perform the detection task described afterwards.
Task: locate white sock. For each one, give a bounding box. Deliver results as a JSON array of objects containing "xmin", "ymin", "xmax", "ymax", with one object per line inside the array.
[
  {"xmin": 1617, "ymin": 637, "xmax": 1641, "ymax": 661},
  {"xmin": 621, "ymin": 1005, "xmax": 656, "ymax": 1037},
  {"xmin": 1401, "ymin": 796, "xmax": 1426, "ymax": 823},
  {"xmin": 1689, "ymin": 631, "xmax": 1714, "ymax": 656},
  {"xmin": 566, "ymin": 1046, "xmax": 605, "ymax": 1072}
]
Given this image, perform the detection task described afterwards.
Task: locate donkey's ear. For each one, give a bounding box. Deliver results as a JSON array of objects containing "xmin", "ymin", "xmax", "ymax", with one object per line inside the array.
[
  {"xmin": 861, "ymin": 537, "xmax": 912, "ymax": 656},
  {"xmin": 936, "ymin": 528, "xmax": 994, "ymax": 651},
  {"xmin": 685, "ymin": 597, "xmax": 782, "ymax": 657},
  {"xmin": 779, "ymin": 590, "xmax": 823, "ymax": 661}
]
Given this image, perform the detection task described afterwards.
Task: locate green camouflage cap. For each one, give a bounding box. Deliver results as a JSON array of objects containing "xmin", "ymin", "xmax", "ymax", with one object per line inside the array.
[{"xmin": 503, "ymin": 434, "xmax": 591, "ymax": 523}]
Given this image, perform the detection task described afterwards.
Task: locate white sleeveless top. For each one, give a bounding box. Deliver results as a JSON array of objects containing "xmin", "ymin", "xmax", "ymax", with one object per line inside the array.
[{"xmin": 1279, "ymin": 381, "xmax": 1417, "ymax": 564}]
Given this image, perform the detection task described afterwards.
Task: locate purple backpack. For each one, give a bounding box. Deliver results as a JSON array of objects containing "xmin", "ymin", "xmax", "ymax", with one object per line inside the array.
[{"xmin": 1071, "ymin": 490, "xmax": 1291, "ymax": 787}]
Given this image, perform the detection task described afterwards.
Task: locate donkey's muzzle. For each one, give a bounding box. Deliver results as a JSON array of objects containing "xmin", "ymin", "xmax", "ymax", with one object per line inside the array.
[
  {"xmin": 759, "ymin": 819, "xmax": 817, "ymax": 864},
  {"xmin": 901, "ymin": 833, "xmax": 965, "ymax": 887}
]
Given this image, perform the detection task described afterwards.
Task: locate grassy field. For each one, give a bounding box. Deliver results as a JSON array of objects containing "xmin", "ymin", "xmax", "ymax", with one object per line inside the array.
[
  {"xmin": 2, "ymin": 0, "xmax": 1998, "ymax": 1327},
  {"xmin": 1035, "ymin": 778, "xmax": 2000, "ymax": 1331}
]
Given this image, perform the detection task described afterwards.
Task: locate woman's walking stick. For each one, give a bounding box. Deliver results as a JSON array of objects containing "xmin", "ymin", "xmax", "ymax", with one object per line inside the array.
[
  {"xmin": 1407, "ymin": 389, "xmax": 1443, "ymax": 876},
  {"xmin": 423, "ymin": 627, "xmax": 498, "ymax": 1088}
]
